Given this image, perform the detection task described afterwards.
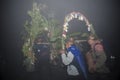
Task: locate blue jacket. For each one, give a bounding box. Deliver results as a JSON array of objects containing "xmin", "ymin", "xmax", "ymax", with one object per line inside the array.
[{"xmin": 67, "ymin": 45, "xmax": 87, "ymax": 79}]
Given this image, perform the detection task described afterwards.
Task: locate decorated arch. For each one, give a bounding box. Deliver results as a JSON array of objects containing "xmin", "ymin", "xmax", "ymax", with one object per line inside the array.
[
  {"xmin": 62, "ymin": 12, "xmax": 97, "ymax": 49},
  {"xmin": 22, "ymin": 4, "xmax": 98, "ymax": 71}
]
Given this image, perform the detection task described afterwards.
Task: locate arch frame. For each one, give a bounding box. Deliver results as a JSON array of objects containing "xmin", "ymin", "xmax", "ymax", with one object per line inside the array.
[{"xmin": 62, "ymin": 12, "xmax": 95, "ymax": 49}]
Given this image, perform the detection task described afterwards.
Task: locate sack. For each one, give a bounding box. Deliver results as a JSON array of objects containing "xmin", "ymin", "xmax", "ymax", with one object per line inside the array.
[{"xmin": 67, "ymin": 65, "xmax": 79, "ymax": 76}]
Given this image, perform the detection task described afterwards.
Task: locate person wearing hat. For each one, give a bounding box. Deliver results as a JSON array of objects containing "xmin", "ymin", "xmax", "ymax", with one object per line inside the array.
[
  {"xmin": 33, "ymin": 35, "xmax": 51, "ymax": 80},
  {"xmin": 86, "ymin": 34, "xmax": 110, "ymax": 80},
  {"xmin": 60, "ymin": 37, "xmax": 88, "ymax": 80}
]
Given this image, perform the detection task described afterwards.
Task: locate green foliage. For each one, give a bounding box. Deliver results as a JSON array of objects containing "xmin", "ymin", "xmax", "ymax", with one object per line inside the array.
[
  {"xmin": 27, "ymin": 3, "xmax": 49, "ymax": 40},
  {"xmin": 22, "ymin": 3, "xmax": 49, "ymax": 71},
  {"xmin": 22, "ymin": 2, "xmax": 62, "ymax": 71}
]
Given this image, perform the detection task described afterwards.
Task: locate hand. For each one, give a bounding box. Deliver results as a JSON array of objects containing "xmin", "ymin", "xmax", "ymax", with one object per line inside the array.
[{"xmin": 59, "ymin": 49, "xmax": 65, "ymax": 54}]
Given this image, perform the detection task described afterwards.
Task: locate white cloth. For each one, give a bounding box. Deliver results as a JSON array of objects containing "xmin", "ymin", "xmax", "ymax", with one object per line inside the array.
[{"xmin": 61, "ymin": 51, "xmax": 79, "ymax": 76}]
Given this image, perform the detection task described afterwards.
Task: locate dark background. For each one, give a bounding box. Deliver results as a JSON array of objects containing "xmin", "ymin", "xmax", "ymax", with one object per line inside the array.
[{"xmin": 0, "ymin": 0, "xmax": 120, "ymax": 80}]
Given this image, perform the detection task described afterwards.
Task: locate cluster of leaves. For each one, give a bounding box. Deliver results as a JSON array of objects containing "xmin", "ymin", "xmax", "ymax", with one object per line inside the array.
[{"xmin": 22, "ymin": 3, "xmax": 62, "ymax": 71}]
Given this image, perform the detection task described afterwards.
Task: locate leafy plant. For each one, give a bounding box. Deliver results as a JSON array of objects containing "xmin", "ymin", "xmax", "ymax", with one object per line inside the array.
[{"xmin": 22, "ymin": 3, "xmax": 62, "ymax": 71}]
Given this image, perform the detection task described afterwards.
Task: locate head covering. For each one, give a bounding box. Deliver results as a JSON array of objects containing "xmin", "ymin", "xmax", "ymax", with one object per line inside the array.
[
  {"xmin": 65, "ymin": 37, "xmax": 74, "ymax": 43},
  {"xmin": 65, "ymin": 37, "xmax": 74, "ymax": 46}
]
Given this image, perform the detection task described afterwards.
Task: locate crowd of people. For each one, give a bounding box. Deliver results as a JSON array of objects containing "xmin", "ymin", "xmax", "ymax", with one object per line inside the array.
[{"xmin": 32, "ymin": 33, "xmax": 110, "ymax": 80}]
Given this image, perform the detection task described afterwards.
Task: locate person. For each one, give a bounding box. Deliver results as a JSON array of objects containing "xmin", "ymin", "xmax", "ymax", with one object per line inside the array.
[
  {"xmin": 60, "ymin": 37, "xmax": 88, "ymax": 80},
  {"xmin": 33, "ymin": 35, "xmax": 51, "ymax": 80},
  {"xmin": 86, "ymin": 34, "xmax": 110, "ymax": 80}
]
